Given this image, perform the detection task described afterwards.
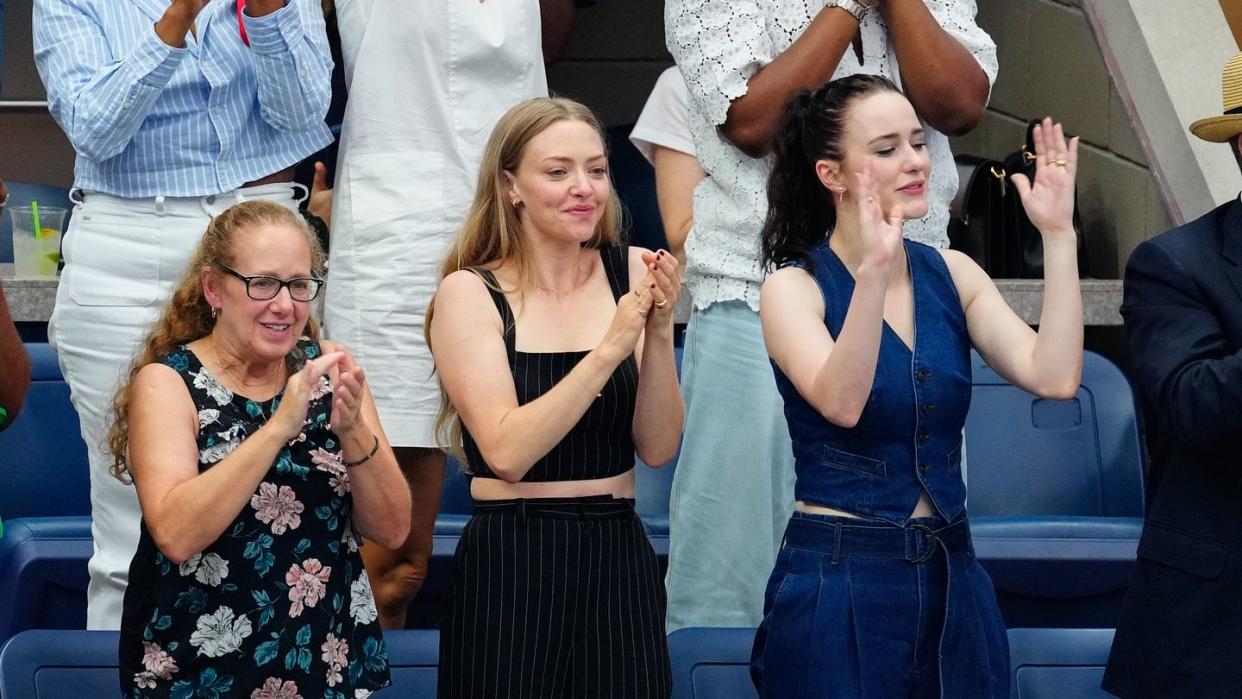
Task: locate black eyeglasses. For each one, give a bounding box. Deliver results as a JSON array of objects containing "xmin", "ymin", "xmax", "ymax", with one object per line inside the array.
[{"xmin": 218, "ymin": 264, "xmax": 323, "ymax": 302}]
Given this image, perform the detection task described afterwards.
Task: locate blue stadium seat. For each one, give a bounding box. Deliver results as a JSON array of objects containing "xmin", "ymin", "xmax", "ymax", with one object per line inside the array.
[
  {"xmin": 605, "ymin": 124, "xmax": 668, "ymax": 252},
  {"xmin": 0, "ymin": 182, "xmax": 73, "ymax": 264},
  {"xmin": 0, "ymin": 343, "xmax": 90, "ymax": 521},
  {"xmin": 0, "ymin": 629, "xmax": 441, "ymax": 698},
  {"xmin": 1007, "ymin": 628, "xmax": 1116, "ymax": 699},
  {"xmin": 0, "ymin": 517, "xmax": 91, "ymax": 643},
  {"xmin": 436, "ymin": 456, "xmax": 473, "ymax": 537},
  {"xmin": 0, "ymin": 629, "xmax": 117, "ymax": 698},
  {"xmin": 966, "ymin": 350, "xmax": 1145, "ymax": 627},
  {"xmin": 668, "ymin": 627, "xmax": 757, "ymax": 699}
]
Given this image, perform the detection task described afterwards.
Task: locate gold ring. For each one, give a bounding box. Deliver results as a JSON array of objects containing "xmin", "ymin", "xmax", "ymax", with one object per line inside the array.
[
  {"xmin": 655, "ymin": 299, "xmax": 668, "ymax": 308},
  {"xmin": 1052, "ymin": 159, "xmax": 1067, "ymax": 167}
]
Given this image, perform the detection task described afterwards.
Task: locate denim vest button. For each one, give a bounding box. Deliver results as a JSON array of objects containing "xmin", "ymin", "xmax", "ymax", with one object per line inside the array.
[
  {"xmin": 918, "ymin": 431, "xmax": 930, "ymax": 444},
  {"xmin": 920, "ymin": 404, "xmax": 936, "ymax": 415},
  {"xmin": 919, "ymin": 462, "xmax": 931, "ymax": 475}
]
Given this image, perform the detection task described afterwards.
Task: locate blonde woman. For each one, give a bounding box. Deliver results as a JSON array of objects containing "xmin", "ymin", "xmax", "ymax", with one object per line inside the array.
[
  {"xmin": 108, "ymin": 202, "xmax": 409, "ymax": 697},
  {"xmin": 429, "ymin": 98, "xmax": 682, "ymax": 698}
]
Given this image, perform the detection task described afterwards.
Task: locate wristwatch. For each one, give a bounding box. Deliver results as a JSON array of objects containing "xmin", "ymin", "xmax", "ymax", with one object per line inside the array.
[{"xmin": 828, "ymin": 0, "xmax": 872, "ymax": 23}]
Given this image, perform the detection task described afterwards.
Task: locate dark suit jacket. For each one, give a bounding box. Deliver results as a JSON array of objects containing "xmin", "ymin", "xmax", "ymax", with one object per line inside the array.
[{"xmin": 1103, "ymin": 199, "xmax": 1242, "ymax": 698}]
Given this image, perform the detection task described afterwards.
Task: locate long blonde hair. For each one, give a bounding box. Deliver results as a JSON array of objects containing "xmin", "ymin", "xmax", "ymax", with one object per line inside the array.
[
  {"xmin": 106, "ymin": 201, "xmax": 327, "ymax": 482},
  {"xmin": 427, "ymin": 97, "xmax": 623, "ymax": 453}
]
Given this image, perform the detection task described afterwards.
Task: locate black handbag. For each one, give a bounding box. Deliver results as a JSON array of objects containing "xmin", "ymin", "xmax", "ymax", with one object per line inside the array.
[
  {"xmin": 948, "ymin": 124, "xmax": 1091, "ymax": 278},
  {"xmin": 947, "ymin": 154, "xmax": 1009, "ymax": 274},
  {"xmin": 1000, "ymin": 120, "xmax": 1091, "ymax": 278}
]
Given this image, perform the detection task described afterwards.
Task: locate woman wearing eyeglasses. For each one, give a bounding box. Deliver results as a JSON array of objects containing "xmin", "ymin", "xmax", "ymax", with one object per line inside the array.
[{"xmin": 106, "ymin": 201, "xmax": 410, "ymax": 698}]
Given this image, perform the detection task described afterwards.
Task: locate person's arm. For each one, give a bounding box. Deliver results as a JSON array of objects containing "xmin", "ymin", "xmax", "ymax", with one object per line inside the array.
[
  {"xmin": 0, "ymin": 280, "xmax": 31, "ymax": 429},
  {"xmin": 668, "ymin": 0, "xmax": 859, "ymax": 158},
  {"xmin": 652, "ymin": 147, "xmax": 705, "ymax": 265},
  {"xmin": 946, "ymin": 119, "xmax": 1082, "ymax": 399},
  {"xmin": 879, "ymin": 0, "xmax": 995, "ymax": 136},
  {"xmin": 761, "ymin": 170, "xmax": 904, "ymax": 427},
  {"xmin": 317, "ymin": 341, "xmax": 410, "ymax": 549},
  {"xmin": 630, "ymin": 248, "xmax": 684, "ymax": 466},
  {"xmin": 32, "ymin": 0, "xmax": 202, "ymax": 161},
  {"xmin": 129, "ymin": 352, "xmax": 344, "ymax": 563},
  {"xmin": 1121, "ymin": 239, "xmax": 1242, "ymax": 451},
  {"xmin": 430, "ymin": 269, "xmax": 653, "ymax": 482},
  {"xmin": 241, "ymin": 0, "xmax": 334, "ymax": 132}
]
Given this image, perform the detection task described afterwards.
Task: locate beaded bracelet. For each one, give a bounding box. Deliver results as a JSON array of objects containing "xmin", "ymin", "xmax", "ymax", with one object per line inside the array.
[{"xmin": 342, "ymin": 434, "xmax": 380, "ymax": 468}]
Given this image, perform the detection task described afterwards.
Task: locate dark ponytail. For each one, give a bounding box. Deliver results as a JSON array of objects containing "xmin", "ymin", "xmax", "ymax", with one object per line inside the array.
[{"xmin": 760, "ymin": 74, "xmax": 902, "ymax": 272}]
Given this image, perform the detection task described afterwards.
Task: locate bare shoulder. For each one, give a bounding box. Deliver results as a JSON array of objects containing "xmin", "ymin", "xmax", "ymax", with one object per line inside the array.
[
  {"xmin": 761, "ymin": 265, "xmax": 822, "ymax": 307},
  {"xmin": 131, "ymin": 362, "xmax": 195, "ymax": 416}
]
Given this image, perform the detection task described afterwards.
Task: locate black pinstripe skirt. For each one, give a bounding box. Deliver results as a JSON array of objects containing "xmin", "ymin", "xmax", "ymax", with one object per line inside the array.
[{"xmin": 437, "ymin": 496, "xmax": 672, "ymax": 698}]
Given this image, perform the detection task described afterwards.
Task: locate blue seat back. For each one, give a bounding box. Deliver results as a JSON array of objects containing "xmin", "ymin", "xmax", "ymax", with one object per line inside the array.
[
  {"xmin": 0, "ymin": 183, "xmax": 73, "ymax": 264},
  {"xmin": 966, "ymin": 350, "xmax": 1144, "ymax": 517},
  {"xmin": 605, "ymin": 124, "xmax": 668, "ymax": 252},
  {"xmin": 668, "ymin": 627, "xmax": 757, "ymax": 699},
  {"xmin": 1007, "ymin": 627, "xmax": 1116, "ymax": 699},
  {"xmin": 0, "ymin": 343, "xmax": 90, "ymax": 521},
  {"xmin": 0, "ymin": 629, "xmax": 441, "ymax": 697},
  {"xmin": 0, "ymin": 517, "xmax": 92, "ymax": 642}
]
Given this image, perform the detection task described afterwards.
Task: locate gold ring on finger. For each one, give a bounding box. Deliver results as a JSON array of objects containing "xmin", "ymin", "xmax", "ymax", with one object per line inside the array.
[
  {"xmin": 655, "ymin": 299, "xmax": 668, "ymax": 308},
  {"xmin": 1052, "ymin": 159, "xmax": 1067, "ymax": 167}
]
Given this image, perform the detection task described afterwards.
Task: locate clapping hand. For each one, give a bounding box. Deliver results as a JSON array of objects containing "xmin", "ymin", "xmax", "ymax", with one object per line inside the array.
[
  {"xmin": 156, "ymin": 0, "xmax": 211, "ymax": 47},
  {"xmin": 1010, "ymin": 117, "xmax": 1078, "ymax": 241},
  {"xmin": 854, "ymin": 165, "xmax": 904, "ymax": 273},
  {"xmin": 639, "ymin": 249, "xmax": 681, "ymax": 331},
  {"xmin": 307, "ymin": 162, "xmax": 334, "ymax": 228},
  {"xmin": 269, "ymin": 351, "xmax": 343, "ymax": 442},
  {"xmin": 325, "ymin": 347, "xmax": 368, "ymax": 439}
]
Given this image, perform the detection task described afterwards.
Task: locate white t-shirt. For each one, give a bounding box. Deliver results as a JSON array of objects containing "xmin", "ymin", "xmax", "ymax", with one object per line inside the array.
[
  {"xmin": 666, "ymin": 0, "xmax": 998, "ymax": 311},
  {"xmin": 630, "ymin": 66, "xmax": 697, "ymax": 162}
]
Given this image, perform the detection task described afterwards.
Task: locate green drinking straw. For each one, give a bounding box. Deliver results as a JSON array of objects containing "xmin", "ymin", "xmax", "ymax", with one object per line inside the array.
[{"xmin": 30, "ymin": 200, "xmax": 42, "ymax": 238}]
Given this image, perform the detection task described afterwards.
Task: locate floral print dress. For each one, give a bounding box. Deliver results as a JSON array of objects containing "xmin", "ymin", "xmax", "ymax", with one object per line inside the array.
[{"xmin": 119, "ymin": 341, "xmax": 391, "ymax": 699}]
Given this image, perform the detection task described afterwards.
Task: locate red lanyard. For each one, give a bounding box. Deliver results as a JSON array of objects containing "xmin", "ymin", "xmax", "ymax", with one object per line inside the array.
[{"xmin": 237, "ymin": 0, "xmax": 250, "ymax": 46}]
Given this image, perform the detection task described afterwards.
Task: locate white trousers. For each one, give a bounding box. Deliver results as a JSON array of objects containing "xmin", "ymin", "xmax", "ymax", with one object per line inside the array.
[{"xmin": 49, "ymin": 183, "xmax": 304, "ymax": 630}]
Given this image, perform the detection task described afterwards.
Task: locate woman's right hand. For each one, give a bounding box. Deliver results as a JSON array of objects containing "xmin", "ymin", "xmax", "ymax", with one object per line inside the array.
[
  {"xmin": 267, "ymin": 352, "xmax": 344, "ymax": 442},
  {"xmin": 597, "ymin": 284, "xmax": 655, "ymax": 364},
  {"xmin": 854, "ymin": 166, "xmax": 904, "ymax": 274}
]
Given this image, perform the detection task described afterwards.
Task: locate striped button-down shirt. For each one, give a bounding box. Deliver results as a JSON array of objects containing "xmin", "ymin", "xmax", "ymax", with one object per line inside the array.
[{"xmin": 34, "ymin": 0, "xmax": 334, "ymax": 198}]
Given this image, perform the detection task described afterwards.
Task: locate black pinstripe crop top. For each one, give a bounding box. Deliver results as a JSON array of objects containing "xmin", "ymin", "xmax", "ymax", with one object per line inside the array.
[{"xmin": 462, "ymin": 246, "xmax": 639, "ymax": 482}]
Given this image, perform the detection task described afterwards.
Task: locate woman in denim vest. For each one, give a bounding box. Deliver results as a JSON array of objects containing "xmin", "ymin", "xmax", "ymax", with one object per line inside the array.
[{"xmin": 752, "ymin": 75, "xmax": 1084, "ymax": 697}]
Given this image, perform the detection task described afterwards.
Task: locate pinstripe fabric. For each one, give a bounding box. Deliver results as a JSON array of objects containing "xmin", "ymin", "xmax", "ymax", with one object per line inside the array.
[
  {"xmin": 33, "ymin": 0, "xmax": 333, "ymax": 197},
  {"xmin": 438, "ymin": 498, "xmax": 671, "ymax": 699},
  {"xmin": 462, "ymin": 246, "xmax": 639, "ymax": 482}
]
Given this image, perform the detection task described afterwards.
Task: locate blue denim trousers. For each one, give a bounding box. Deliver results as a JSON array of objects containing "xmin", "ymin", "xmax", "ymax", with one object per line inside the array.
[{"xmin": 751, "ymin": 512, "xmax": 1009, "ymax": 698}]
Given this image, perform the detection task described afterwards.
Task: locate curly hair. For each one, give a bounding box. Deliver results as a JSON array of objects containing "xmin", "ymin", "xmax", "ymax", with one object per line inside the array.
[{"xmin": 105, "ymin": 201, "xmax": 327, "ymax": 483}]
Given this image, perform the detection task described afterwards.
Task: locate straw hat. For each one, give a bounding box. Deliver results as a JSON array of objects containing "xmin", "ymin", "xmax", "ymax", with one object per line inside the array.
[{"xmin": 1191, "ymin": 52, "xmax": 1242, "ymax": 142}]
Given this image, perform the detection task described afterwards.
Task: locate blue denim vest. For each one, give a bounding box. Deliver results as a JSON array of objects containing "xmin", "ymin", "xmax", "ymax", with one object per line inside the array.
[{"xmin": 773, "ymin": 240, "xmax": 971, "ymax": 526}]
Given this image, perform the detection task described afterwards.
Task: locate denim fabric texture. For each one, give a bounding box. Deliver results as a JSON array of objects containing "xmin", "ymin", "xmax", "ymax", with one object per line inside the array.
[
  {"xmin": 774, "ymin": 240, "xmax": 972, "ymax": 526},
  {"xmin": 753, "ymin": 240, "xmax": 1009, "ymax": 697},
  {"xmin": 664, "ymin": 301, "xmax": 796, "ymax": 632},
  {"xmin": 751, "ymin": 513, "xmax": 1008, "ymax": 698}
]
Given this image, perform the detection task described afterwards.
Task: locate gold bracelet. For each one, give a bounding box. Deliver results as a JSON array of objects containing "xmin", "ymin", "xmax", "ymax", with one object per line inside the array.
[{"xmin": 342, "ymin": 434, "xmax": 380, "ymax": 468}]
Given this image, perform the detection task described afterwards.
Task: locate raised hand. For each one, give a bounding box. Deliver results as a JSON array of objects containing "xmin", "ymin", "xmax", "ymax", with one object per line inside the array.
[
  {"xmin": 854, "ymin": 165, "xmax": 904, "ymax": 272},
  {"xmin": 327, "ymin": 347, "xmax": 368, "ymax": 438},
  {"xmin": 156, "ymin": 0, "xmax": 211, "ymax": 47},
  {"xmin": 268, "ymin": 351, "xmax": 343, "ymax": 442},
  {"xmin": 307, "ymin": 161, "xmax": 334, "ymax": 227},
  {"xmin": 639, "ymin": 249, "xmax": 682, "ymax": 331},
  {"xmin": 598, "ymin": 282, "xmax": 655, "ymax": 364},
  {"xmin": 1010, "ymin": 117, "xmax": 1078, "ymax": 240}
]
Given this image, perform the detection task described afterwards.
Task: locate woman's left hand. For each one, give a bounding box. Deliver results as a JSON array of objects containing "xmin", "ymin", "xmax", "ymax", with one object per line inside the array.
[
  {"xmin": 1010, "ymin": 117, "xmax": 1078, "ymax": 240},
  {"xmin": 640, "ymin": 249, "xmax": 681, "ymax": 331},
  {"xmin": 328, "ymin": 346, "xmax": 368, "ymax": 438}
]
